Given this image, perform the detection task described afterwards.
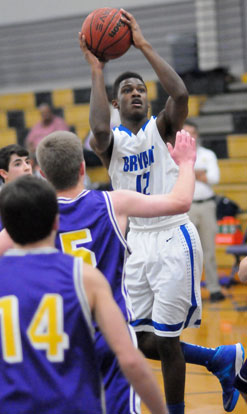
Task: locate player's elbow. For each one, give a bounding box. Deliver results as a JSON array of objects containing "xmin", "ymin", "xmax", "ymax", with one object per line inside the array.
[
  {"xmin": 238, "ymin": 269, "xmax": 247, "ymax": 283},
  {"xmin": 175, "ymin": 197, "xmax": 191, "ymax": 214},
  {"xmin": 91, "ymin": 129, "xmax": 111, "ymax": 153},
  {"xmin": 238, "ymin": 263, "xmax": 247, "ymax": 282},
  {"xmin": 118, "ymin": 351, "xmax": 142, "ymax": 378},
  {"xmin": 175, "ymin": 88, "xmax": 189, "ymax": 105}
]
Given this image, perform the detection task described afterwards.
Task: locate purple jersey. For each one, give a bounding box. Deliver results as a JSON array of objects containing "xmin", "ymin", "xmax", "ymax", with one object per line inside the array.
[
  {"xmin": 0, "ymin": 249, "xmax": 105, "ymax": 414},
  {"xmin": 56, "ymin": 190, "xmax": 140, "ymax": 414},
  {"xmin": 56, "ymin": 190, "xmax": 133, "ymax": 323}
]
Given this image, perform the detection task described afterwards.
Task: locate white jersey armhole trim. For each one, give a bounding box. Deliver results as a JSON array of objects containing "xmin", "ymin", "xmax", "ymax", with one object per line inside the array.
[
  {"xmin": 73, "ymin": 257, "xmax": 95, "ymax": 339},
  {"xmin": 103, "ymin": 191, "xmax": 131, "ymax": 253}
]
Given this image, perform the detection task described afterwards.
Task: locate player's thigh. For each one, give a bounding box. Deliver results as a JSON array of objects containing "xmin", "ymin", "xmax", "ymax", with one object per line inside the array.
[
  {"xmin": 126, "ymin": 231, "xmax": 154, "ymax": 320},
  {"xmin": 149, "ymin": 223, "xmax": 203, "ymax": 336}
]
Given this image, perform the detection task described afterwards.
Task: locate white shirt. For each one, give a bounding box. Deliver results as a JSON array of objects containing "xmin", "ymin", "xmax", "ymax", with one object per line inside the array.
[{"xmin": 193, "ymin": 145, "xmax": 220, "ymax": 200}]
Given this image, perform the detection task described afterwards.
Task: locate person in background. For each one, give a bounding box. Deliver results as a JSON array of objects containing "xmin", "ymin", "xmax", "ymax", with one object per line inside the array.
[
  {"xmin": 0, "ymin": 144, "xmax": 32, "ymax": 186},
  {"xmin": 0, "ymin": 144, "xmax": 32, "ymax": 229},
  {"xmin": 25, "ymin": 103, "xmax": 70, "ymax": 174},
  {"xmin": 0, "ymin": 175, "xmax": 168, "ymax": 414},
  {"xmin": 183, "ymin": 119, "xmax": 225, "ymax": 303}
]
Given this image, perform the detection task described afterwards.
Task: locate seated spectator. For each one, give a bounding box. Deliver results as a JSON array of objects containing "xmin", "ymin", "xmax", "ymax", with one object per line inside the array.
[
  {"xmin": 25, "ymin": 103, "xmax": 70, "ymax": 174},
  {"xmin": 25, "ymin": 103, "xmax": 70, "ymax": 153}
]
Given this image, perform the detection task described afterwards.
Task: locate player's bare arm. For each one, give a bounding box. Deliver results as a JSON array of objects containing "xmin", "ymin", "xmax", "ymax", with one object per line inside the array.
[
  {"xmin": 238, "ymin": 256, "xmax": 247, "ymax": 282},
  {"xmin": 110, "ymin": 130, "xmax": 196, "ymax": 232},
  {"xmin": 79, "ymin": 32, "xmax": 113, "ymax": 168},
  {"xmin": 0, "ymin": 228, "xmax": 13, "ymax": 255},
  {"xmin": 121, "ymin": 8, "xmax": 188, "ymax": 144},
  {"xmin": 83, "ymin": 263, "xmax": 168, "ymax": 414}
]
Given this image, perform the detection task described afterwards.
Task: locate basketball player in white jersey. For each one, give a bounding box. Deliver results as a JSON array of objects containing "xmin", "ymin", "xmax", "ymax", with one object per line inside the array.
[{"xmin": 79, "ymin": 8, "xmax": 244, "ymax": 414}]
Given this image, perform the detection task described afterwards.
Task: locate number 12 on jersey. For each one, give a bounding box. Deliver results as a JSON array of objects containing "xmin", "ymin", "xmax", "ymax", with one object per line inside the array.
[{"xmin": 136, "ymin": 171, "xmax": 150, "ymax": 194}]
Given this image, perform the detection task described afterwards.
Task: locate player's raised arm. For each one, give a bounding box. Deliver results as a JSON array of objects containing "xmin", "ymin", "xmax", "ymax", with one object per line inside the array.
[
  {"xmin": 83, "ymin": 263, "xmax": 168, "ymax": 414},
  {"xmin": 78, "ymin": 32, "xmax": 113, "ymax": 168},
  {"xmin": 110, "ymin": 130, "xmax": 196, "ymax": 224},
  {"xmin": 120, "ymin": 8, "xmax": 188, "ymax": 144}
]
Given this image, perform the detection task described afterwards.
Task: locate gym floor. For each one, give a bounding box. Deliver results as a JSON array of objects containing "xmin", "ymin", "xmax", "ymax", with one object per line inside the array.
[{"xmin": 142, "ymin": 283, "xmax": 247, "ymax": 414}]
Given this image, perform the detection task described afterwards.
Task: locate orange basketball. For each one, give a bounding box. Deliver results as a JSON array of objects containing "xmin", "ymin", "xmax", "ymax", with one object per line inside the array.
[{"xmin": 81, "ymin": 8, "xmax": 132, "ymax": 61}]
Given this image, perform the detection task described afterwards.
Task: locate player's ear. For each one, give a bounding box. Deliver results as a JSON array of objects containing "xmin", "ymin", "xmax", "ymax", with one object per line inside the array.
[
  {"xmin": 0, "ymin": 169, "xmax": 8, "ymax": 181},
  {"xmin": 112, "ymin": 99, "xmax": 119, "ymax": 110},
  {"xmin": 39, "ymin": 169, "xmax": 46, "ymax": 179},
  {"xmin": 53, "ymin": 214, "xmax": 59, "ymax": 231},
  {"xmin": 80, "ymin": 161, "xmax": 85, "ymax": 177}
]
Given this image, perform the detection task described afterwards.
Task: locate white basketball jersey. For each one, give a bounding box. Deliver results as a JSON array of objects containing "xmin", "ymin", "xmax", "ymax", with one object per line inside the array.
[{"xmin": 109, "ymin": 116, "xmax": 188, "ymax": 229}]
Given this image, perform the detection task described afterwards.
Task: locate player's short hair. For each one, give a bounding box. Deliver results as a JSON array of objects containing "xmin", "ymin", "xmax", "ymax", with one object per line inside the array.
[
  {"xmin": 184, "ymin": 119, "xmax": 199, "ymax": 131},
  {"xmin": 112, "ymin": 71, "xmax": 145, "ymax": 99},
  {"xmin": 36, "ymin": 131, "xmax": 84, "ymax": 191},
  {"xmin": 0, "ymin": 175, "xmax": 58, "ymax": 245},
  {"xmin": 0, "ymin": 144, "xmax": 29, "ymax": 171}
]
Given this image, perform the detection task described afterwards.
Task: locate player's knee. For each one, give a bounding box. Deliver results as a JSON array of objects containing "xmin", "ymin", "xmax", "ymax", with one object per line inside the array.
[
  {"xmin": 136, "ymin": 332, "xmax": 160, "ymax": 360},
  {"xmin": 156, "ymin": 336, "xmax": 183, "ymax": 361}
]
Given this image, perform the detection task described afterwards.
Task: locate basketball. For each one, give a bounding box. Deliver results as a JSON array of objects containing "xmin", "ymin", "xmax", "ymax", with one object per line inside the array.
[{"xmin": 81, "ymin": 8, "xmax": 132, "ymax": 61}]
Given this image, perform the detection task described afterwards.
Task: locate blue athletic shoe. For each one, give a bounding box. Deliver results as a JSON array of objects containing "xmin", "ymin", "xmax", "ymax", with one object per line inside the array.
[{"xmin": 209, "ymin": 343, "xmax": 245, "ymax": 412}]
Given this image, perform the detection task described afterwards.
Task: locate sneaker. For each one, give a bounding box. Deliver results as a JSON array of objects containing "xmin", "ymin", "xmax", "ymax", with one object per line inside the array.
[
  {"xmin": 209, "ymin": 343, "xmax": 245, "ymax": 412},
  {"xmin": 210, "ymin": 291, "xmax": 226, "ymax": 303}
]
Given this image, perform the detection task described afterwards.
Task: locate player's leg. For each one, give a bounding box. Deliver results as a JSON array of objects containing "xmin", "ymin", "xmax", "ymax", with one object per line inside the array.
[
  {"xmin": 234, "ymin": 358, "xmax": 247, "ymax": 404},
  {"xmin": 137, "ymin": 326, "xmax": 244, "ymax": 412},
  {"xmin": 146, "ymin": 223, "xmax": 203, "ymax": 414},
  {"xmin": 180, "ymin": 221, "xmax": 244, "ymax": 412},
  {"xmin": 157, "ymin": 335, "xmax": 185, "ymax": 413},
  {"xmin": 180, "ymin": 341, "xmax": 244, "ymax": 412}
]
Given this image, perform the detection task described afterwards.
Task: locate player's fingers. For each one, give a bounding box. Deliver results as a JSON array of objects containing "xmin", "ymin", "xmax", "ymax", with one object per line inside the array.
[
  {"xmin": 191, "ymin": 137, "xmax": 196, "ymax": 150},
  {"xmin": 180, "ymin": 129, "xmax": 188, "ymax": 143},
  {"xmin": 120, "ymin": 8, "xmax": 132, "ymax": 19},
  {"xmin": 176, "ymin": 130, "xmax": 182, "ymax": 144},
  {"xmin": 166, "ymin": 142, "xmax": 174, "ymax": 154}
]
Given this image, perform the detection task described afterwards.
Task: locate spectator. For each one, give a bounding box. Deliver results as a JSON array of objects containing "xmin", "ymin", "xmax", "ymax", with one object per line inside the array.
[
  {"xmin": 183, "ymin": 119, "xmax": 225, "ymax": 302},
  {"xmin": 25, "ymin": 103, "xmax": 69, "ymax": 174},
  {"xmin": 25, "ymin": 103, "xmax": 69, "ymax": 153}
]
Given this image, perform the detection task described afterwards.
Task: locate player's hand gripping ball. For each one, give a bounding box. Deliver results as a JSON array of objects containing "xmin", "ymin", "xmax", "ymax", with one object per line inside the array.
[{"xmin": 81, "ymin": 8, "xmax": 132, "ymax": 61}]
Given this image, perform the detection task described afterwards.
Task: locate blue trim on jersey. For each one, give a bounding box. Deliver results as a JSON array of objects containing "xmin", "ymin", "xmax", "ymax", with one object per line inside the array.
[
  {"xmin": 116, "ymin": 118, "xmax": 155, "ymax": 136},
  {"xmin": 130, "ymin": 318, "xmax": 184, "ymax": 332},
  {"xmin": 195, "ymin": 319, "xmax": 201, "ymax": 325},
  {"xmin": 141, "ymin": 119, "xmax": 150, "ymax": 131},
  {"xmin": 118, "ymin": 124, "xmax": 132, "ymax": 136},
  {"xmin": 130, "ymin": 318, "xmax": 152, "ymax": 327},
  {"xmin": 180, "ymin": 224, "xmax": 198, "ymax": 329}
]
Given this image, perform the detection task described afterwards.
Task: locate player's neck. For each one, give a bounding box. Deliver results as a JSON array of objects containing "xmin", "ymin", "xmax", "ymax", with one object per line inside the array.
[
  {"xmin": 121, "ymin": 116, "xmax": 148, "ymax": 135},
  {"xmin": 56, "ymin": 180, "xmax": 85, "ymax": 199},
  {"xmin": 14, "ymin": 233, "xmax": 55, "ymax": 251}
]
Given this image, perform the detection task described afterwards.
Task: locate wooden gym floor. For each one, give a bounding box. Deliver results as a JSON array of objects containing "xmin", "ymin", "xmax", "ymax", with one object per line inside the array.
[{"xmin": 142, "ymin": 283, "xmax": 247, "ymax": 414}]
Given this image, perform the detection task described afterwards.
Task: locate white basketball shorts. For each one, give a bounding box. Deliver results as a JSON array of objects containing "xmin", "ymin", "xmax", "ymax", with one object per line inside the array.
[{"xmin": 126, "ymin": 221, "xmax": 203, "ymax": 337}]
